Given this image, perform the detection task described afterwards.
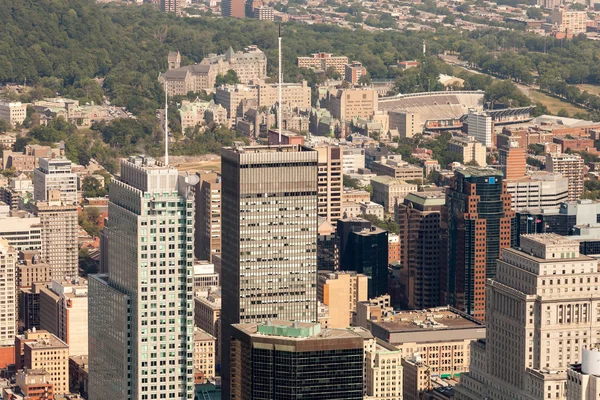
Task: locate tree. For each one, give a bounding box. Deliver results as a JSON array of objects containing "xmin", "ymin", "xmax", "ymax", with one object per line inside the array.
[
  {"xmin": 0, "ymin": 119, "xmax": 9, "ymax": 133},
  {"xmin": 557, "ymin": 109, "xmax": 570, "ymax": 117},
  {"xmin": 443, "ymin": 14, "xmax": 456, "ymax": 25},
  {"xmin": 358, "ymin": 74, "xmax": 371, "ymax": 85},
  {"xmin": 526, "ymin": 7, "xmax": 543, "ymax": 19},
  {"xmin": 82, "ymin": 176, "xmax": 108, "ymax": 198},
  {"xmin": 215, "ymin": 70, "xmax": 239, "ymax": 86},
  {"xmin": 78, "ymin": 207, "xmax": 102, "ymax": 237}
]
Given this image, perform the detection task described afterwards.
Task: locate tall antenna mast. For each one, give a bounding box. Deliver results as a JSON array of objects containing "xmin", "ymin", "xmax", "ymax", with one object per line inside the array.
[
  {"xmin": 278, "ymin": 24, "xmax": 283, "ymax": 144},
  {"xmin": 164, "ymin": 84, "xmax": 169, "ymax": 166}
]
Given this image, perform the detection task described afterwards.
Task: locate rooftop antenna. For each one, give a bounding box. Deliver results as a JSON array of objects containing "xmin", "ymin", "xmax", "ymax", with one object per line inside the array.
[
  {"xmin": 423, "ymin": 40, "xmax": 426, "ymax": 56},
  {"xmin": 164, "ymin": 83, "xmax": 169, "ymax": 166},
  {"xmin": 278, "ymin": 24, "xmax": 283, "ymax": 144}
]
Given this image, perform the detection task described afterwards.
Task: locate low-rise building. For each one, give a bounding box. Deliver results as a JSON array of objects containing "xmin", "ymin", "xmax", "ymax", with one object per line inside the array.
[
  {"xmin": 297, "ymin": 52, "xmax": 349, "ymax": 75},
  {"xmin": 505, "ymin": 171, "xmax": 569, "ymax": 210},
  {"xmin": 402, "ymin": 355, "xmax": 432, "ymax": 400},
  {"xmin": 371, "ymin": 155, "xmax": 423, "ymax": 180},
  {"xmin": 0, "ymin": 101, "xmax": 27, "ymax": 127},
  {"xmin": 360, "ymin": 201, "xmax": 385, "ymax": 220},
  {"xmin": 327, "ymin": 88, "xmax": 378, "ymax": 121},
  {"xmin": 194, "ymin": 291, "xmax": 221, "ymax": 363},
  {"xmin": 447, "ymin": 136, "xmax": 486, "ymax": 167},
  {"xmin": 14, "ymin": 369, "xmax": 54, "ymax": 399},
  {"xmin": 371, "ymin": 176, "xmax": 417, "ymax": 213},
  {"xmin": 370, "ymin": 306, "xmax": 486, "ymax": 379},
  {"xmin": 343, "ymin": 188, "xmax": 371, "ymax": 204},
  {"xmin": 345, "ymin": 61, "xmax": 367, "ymax": 85},
  {"xmin": 342, "ymin": 147, "xmax": 366, "ymax": 173}
]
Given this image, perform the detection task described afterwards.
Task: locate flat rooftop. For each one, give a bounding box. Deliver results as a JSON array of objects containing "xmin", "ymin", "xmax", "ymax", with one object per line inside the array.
[
  {"xmin": 233, "ymin": 320, "xmax": 361, "ymax": 341},
  {"xmin": 223, "ymin": 144, "xmax": 312, "ymax": 154},
  {"xmin": 375, "ymin": 307, "xmax": 483, "ymax": 333},
  {"xmin": 194, "ymin": 328, "xmax": 216, "ymax": 341},
  {"xmin": 521, "ymin": 233, "xmax": 578, "ymax": 246},
  {"xmin": 457, "ymin": 167, "xmax": 503, "ymax": 178}
]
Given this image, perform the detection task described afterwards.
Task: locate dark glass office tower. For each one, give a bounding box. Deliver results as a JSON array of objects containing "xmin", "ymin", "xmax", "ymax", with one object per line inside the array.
[
  {"xmin": 220, "ymin": 143, "xmax": 319, "ymax": 399},
  {"xmin": 337, "ymin": 218, "xmax": 389, "ymax": 298},
  {"xmin": 230, "ymin": 321, "xmax": 364, "ymax": 400},
  {"xmin": 444, "ymin": 167, "xmax": 515, "ymax": 321}
]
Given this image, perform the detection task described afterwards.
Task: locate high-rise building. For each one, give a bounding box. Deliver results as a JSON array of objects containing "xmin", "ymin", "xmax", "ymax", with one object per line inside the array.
[
  {"xmin": 467, "ymin": 111, "xmax": 493, "ymax": 148},
  {"xmin": 317, "ymin": 271, "xmax": 368, "ymax": 329},
  {"xmin": 455, "ymin": 234, "xmax": 600, "ymax": 400},
  {"xmin": 395, "ymin": 192, "xmax": 445, "ymax": 309},
  {"xmin": 547, "ymin": 152, "xmax": 584, "ymax": 201},
  {"xmin": 317, "ymin": 218, "xmax": 337, "ymax": 271},
  {"xmin": 160, "ymin": 0, "xmax": 181, "ymax": 15},
  {"xmin": 551, "ymin": 8, "xmax": 587, "ymax": 34},
  {"xmin": 337, "ymin": 218, "xmax": 389, "ymax": 299},
  {"xmin": 194, "ymin": 291, "xmax": 221, "ymax": 364},
  {"xmin": 315, "ymin": 145, "xmax": 342, "ymax": 223},
  {"xmin": 0, "ymin": 215, "xmax": 42, "ymax": 252},
  {"xmin": 222, "ymin": 0, "xmax": 245, "ymax": 18},
  {"xmin": 33, "ymin": 158, "xmax": 77, "ymax": 205},
  {"xmin": 342, "ymin": 147, "xmax": 365, "ymax": 173},
  {"xmin": 33, "ymin": 200, "xmax": 78, "ymax": 280},
  {"xmin": 505, "ymin": 171, "xmax": 569, "ymax": 210},
  {"xmin": 220, "ymin": 144, "xmax": 318, "ymax": 398},
  {"xmin": 194, "ymin": 171, "xmax": 221, "ymax": 262},
  {"xmin": 39, "ymin": 279, "xmax": 88, "ymax": 356},
  {"xmin": 444, "ymin": 167, "xmax": 514, "ymax": 320},
  {"xmin": 14, "ymin": 369, "xmax": 55, "ymax": 399},
  {"xmin": 88, "ymin": 156, "xmax": 196, "ymax": 400},
  {"xmin": 498, "ymin": 141, "xmax": 526, "ymax": 179},
  {"xmin": 229, "ymin": 321, "xmax": 364, "ymax": 400},
  {"xmin": 253, "ymin": 5, "xmax": 274, "ymax": 20},
  {"xmin": 0, "ymin": 239, "xmax": 17, "ymax": 346}
]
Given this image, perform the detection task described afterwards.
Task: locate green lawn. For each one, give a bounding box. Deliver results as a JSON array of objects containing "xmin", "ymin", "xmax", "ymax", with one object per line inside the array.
[{"xmin": 527, "ymin": 90, "xmax": 587, "ymax": 116}]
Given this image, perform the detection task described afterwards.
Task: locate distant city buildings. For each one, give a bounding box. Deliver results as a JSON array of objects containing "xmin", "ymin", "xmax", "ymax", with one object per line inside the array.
[
  {"xmin": 194, "ymin": 171, "xmax": 222, "ymax": 262},
  {"xmin": 0, "ymin": 239, "xmax": 16, "ymax": 346},
  {"xmin": 505, "ymin": 171, "xmax": 569, "ymax": 210},
  {"xmin": 160, "ymin": 46, "xmax": 267, "ymax": 96},
  {"xmin": 371, "ymin": 176, "xmax": 417, "ymax": 213},
  {"xmin": 447, "ymin": 136, "xmax": 486, "ymax": 167},
  {"xmin": 160, "ymin": 0, "xmax": 181, "ymax": 15},
  {"xmin": 33, "ymin": 158, "xmax": 77, "ymax": 205},
  {"xmin": 327, "ymin": 88, "xmax": 378, "ymax": 121},
  {"xmin": 297, "ymin": 52, "xmax": 349, "ymax": 75},
  {"xmin": 345, "ymin": 61, "xmax": 367, "ymax": 85},
  {"xmin": 317, "ymin": 271, "xmax": 368, "ymax": 329},
  {"xmin": 547, "ymin": 152, "xmax": 584, "ymax": 201}
]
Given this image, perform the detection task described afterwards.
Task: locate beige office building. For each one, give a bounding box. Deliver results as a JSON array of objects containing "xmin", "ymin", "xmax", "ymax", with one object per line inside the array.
[
  {"xmin": 552, "ymin": 8, "xmax": 587, "ymax": 35},
  {"xmin": 40, "ymin": 279, "xmax": 88, "ymax": 356},
  {"xmin": 371, "ymin": 176, "xmax": 417, "ymax": 213},
  {"xmin": 567, "ymin": 345, "xmax": 600, "ymax": 399},
  {"xmin": 315, "ymin": 146, "xmax": 342, "ymax": 223},
  {"xmin": 0, "ymin": 239, "xmax": 17, "ymax": 346},
  {"xmin": 194, "ymin": 171, "xmax": 221, "ymax": 262},
  {"xmin": 17, "ymin": 251, "xmax": 51, "ymax": 289},
  {"xmin": 317, "ymin": 271, "xmax": 368, "ymax": 329},
  {"xmin": 370, "ymin": 156, "xmax": 423, "ymax": 180},
  {"xmin": 342, "ymin": 147, "xmax": 366, "ymax": 173},
  {"xmin": 160, "ymin": 0, "xmax": 181, "ymax": 14},
  {"xmin": 0, "ymin": 101, "xmax": 27, "ymax": 127},
  {"xmin": 389, "ymin": 111, "xmax": 420, "ymax": 139},
  {"xmin": 193, "ymin": 328, "xmax": 216, "ymax": 381},
  {"xmin": 21, "ymin": 332, "xmax": 69, "ymax": 394},
  {"xmin": 456, "ymin": 234, "xmax": 600, "ymax": 400},
  {"xmin": 33, "ymin": 158, "xmax": 78, "ymax": 205},
  {"xmin": 33, "ymin": 200, "xmax": 78, "ymax": 280},
  {"xmin": 194, "ymin": 291, "xmax": 221, "ymax": 363},
  {"xmin": 297, "ymin": 52, "xmax": 349, "ymax": 74},
  {"xmin": 358, "ymin": 328, "xmax": 403, "ymax": 400},
  {"xmin": 216, "ymin": 80, "xmax": 311, "ymax": 125},
  {"xmin": 402, "ymin": 356, "xmax": 432, "ymax": 400},
  {"xmin": 447, "ymin": 136, "xmax": 486, "ymax": 167},
  {"xmin": 328, "ymin": 88, "xmax": 378, "ymax": 121},
  {"xmin": 505, "ymin": 172, "xmax": 569, "ymax": 211},
  {"xmin": 546, "ymin": 153, "xmax": 584, "ymax": 201},
  {"xmin": 370, "ymin": 306, "xmax": 486, "ymax": 378}
]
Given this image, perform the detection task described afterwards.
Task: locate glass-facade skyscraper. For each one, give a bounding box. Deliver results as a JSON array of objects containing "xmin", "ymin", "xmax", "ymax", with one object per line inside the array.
[
  {"xmin": 444, "ymin": 167, "xmax": 515, "ymax": 321},
  {"xmin": 88, "ymin": 156, "xmax": 196, "ymax": 400},
  {"xmin": 220, "ymin": 143, "xmax": 319, "ymax": 398}
]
